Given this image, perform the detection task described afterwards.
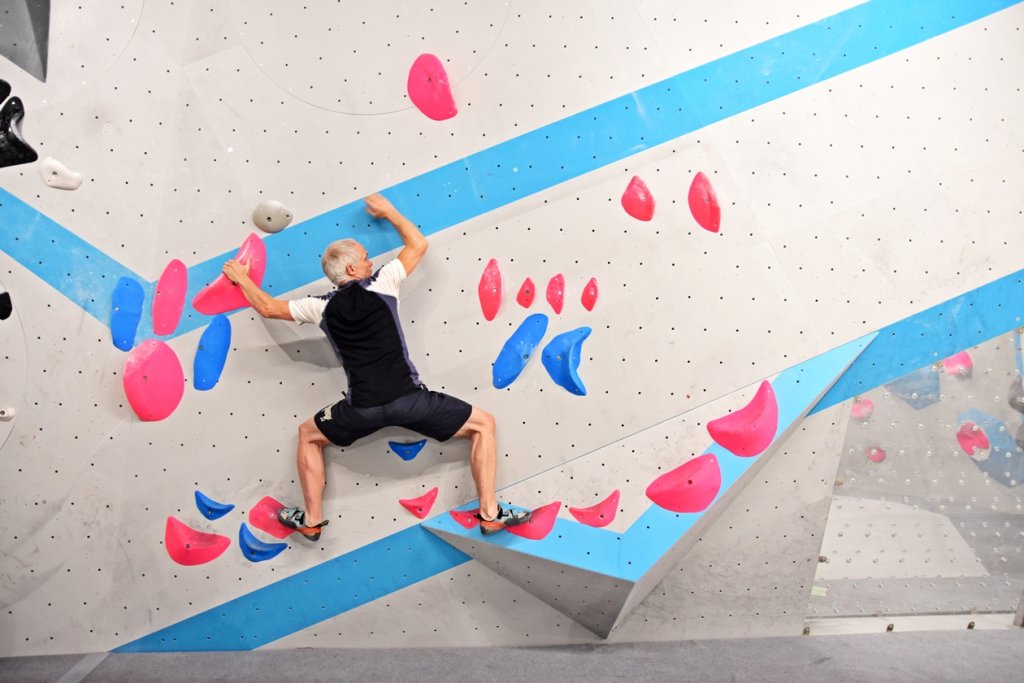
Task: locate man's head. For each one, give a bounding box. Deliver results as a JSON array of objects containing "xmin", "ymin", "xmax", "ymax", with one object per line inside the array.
[{"xmin": 322, "ymin": 239, "xmax": 373, "ymax": 285}]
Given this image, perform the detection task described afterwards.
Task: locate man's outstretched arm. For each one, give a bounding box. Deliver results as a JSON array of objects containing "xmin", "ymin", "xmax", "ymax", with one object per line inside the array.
[
  {"xmin": 222, "ymin": 260, "xmax": 293, "ymax": 320},
  {"xmin": 364, "ymin": 193, "xmax": 428, "ymax": 274}
]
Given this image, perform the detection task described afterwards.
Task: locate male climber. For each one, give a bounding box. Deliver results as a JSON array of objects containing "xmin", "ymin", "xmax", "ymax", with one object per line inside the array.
[{"xmin": 221, "ymin": 193, "xmax": 530, "ymax": 540}]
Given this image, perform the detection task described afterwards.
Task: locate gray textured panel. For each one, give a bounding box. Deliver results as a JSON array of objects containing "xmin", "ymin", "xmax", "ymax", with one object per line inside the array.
[{"xmin": 0, "ymin": 0, "xmax": 49, "ymax": 81}]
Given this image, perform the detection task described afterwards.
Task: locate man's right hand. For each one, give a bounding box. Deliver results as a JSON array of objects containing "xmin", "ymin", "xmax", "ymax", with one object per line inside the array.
[{"xmin": 364, "ymin": 193, "xmax": 396, "ymax": 220}]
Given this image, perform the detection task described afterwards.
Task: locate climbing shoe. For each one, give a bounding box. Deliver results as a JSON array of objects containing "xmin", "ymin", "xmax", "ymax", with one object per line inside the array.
[
  {"xmin": 476, "ymin": 505, "xmax": 532, "ymax": 536},
  {"xmin": 276, "ymin": 507, "xmax": 329, "ymax": 541}
]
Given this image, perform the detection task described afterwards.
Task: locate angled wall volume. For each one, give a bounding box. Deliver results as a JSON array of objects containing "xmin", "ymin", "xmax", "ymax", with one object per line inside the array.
[{"xmin": 0, "ymin": 0, "xmax": 50, "ymax": 82}]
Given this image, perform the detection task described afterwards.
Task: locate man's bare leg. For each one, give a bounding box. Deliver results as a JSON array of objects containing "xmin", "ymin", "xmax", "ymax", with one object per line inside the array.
[
  {"xmin": 296, "ymin": 417, "xmax": 329, "ymax": 526},
  {"xmin": 454, "ymin": 407, "xmax": 498, "ymax": 520}
]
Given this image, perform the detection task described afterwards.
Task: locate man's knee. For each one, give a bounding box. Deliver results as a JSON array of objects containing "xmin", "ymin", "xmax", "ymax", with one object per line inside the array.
[
  {"xmin": 474, "ymin": 408, "xmax": 496, "ymax": 435},
  {"xmin": 299, "ymin": 417, "xmax": 328, "ymax": 444}
]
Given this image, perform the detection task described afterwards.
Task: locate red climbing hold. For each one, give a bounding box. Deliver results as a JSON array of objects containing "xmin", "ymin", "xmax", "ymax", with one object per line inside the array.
[
  {"xmin": 851, "ymin": 397, "xmax": 874, "ymax": 421},
  {"xmin": 164, "ymin": 516, "xmax": 230, "ymax": 566},
  {"xmin": 516, "ymin": 278, "xmax": 536, "ymax": 309},
  {"xmin": 399, "ymin": 487, "xmax": 439, "ymax": 520},
  {"xmin": 621, "ymin": 176, "xmax": 655, "ymax": 221},
  {"xmin": 569, "ymin": 490, "xmax": 619, "ymax": 527},
  {"xmin": 546, "ymin": 274, "xmax": 565, "ymax": 314},
  {"xmin": 580, "ymin": 277, "xmax": 599, "ymax": 312},
  {"xmin": 193, "ymin": 233, "xmax": 267, "ymax": 315},
  {"xmin": 865, "ymin": 446, "xmax": 887, "ymax": 463},
  {"xmin": 688, "ymin": 172, "xmax": 721, "ymax": 233},
  {"xmin": 248, "ymin": 495, "xmax": 296, "ymax": 539},
  {"xmin": 506, "ymin": 501, "xmax": 561, "ymax": 541},
  {"xmin": 956, "ymin": 422, "xmax": 990, "ymax": 456},
  {"xmin": 123, "ymin": 340, "xmax": 184, "ymax": 422},
  {"xmin": 942, "ymin": 351, "xmax": 973, "ymax": 377},
  {"xmin": 646, "ymin": 454, "xmax": 722, "ymax": 513},
  {"xmin": 449, "ymin": 508, "xmax": 480, "ymax": 529},
  {"xmin": 152, "ymin": 259, "xmax": 187, "ymax": 335},
  {"xmin": 478, "ymin": 258, "xmax": 502, "ymax": 321},
  {"xmin": 407, "ymin": 53, "xmax": 457, "ymax": 121},
  {"xmin": 707, "ymin": 381, "xmax": 778, "ymax": 457}
]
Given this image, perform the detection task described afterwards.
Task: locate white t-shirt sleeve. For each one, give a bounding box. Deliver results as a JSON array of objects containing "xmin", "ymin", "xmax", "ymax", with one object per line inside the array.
[
  {"xmin": 366, "ymin": 259, "xmax": 408, "ymax": 299},
  {"xmin": 288, "ymin": 296, "xmax": 328, "ymax": 324}
]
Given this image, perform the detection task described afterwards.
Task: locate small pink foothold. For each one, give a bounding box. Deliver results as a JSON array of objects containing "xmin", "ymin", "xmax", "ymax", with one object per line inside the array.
[
  {"xmin": 546, "ymin": 274, "xmax": 565, "ymax": 314},
  {"xmin": 248, "ymin": 496, "xmax": 295, "ymax": 539},
  {"xmin": 123, "ymin": 340, "xmax": 185, "ymax": 422},
  {"xmin": 399, "ymin": 487, "xmax": 439, "ymax": 520},
  {"xmin": 516, "ymin": 278, "xmax": 536, "ymax": 308},
  {"xmin": 193, "ymin": 233, "xmax": 267, "ymax": 315},
  {"xmin": 851, "ymin": 397, "xmax": 875, "ymax": 421},
  {"xmin": 956, "ymin": 422, "xmax": 990, "ymax": 456},
  {"xmin": 581, "ymin": 277, "xmax": 599, "ymax": 312},
  {"xmin": 478, "ymin": 258, "xmax": 502, "ymax": 321},
  {"xmin": 407, "ymin": 53, "xmax": 457, "ymax": 121},
  {"xmin": 688, "ymin": 172, "xmax": 721, "ymax": 233},
  {"xmin": 449, "ymin": 508, "xmax": 479, "ymax": 529},
  {"xmin": 646, "ymin": 454, "xmax": 722, "ymax": 513},
  {"xmin": 164, "ymin": 516, "xmax": 230, "ymax": 566},
  {"xmin": 707, "ymin": 381, "xmax": 779, "ymax": 457},
  {"xmin": 621, "ymin": 176, "xmax": 655, "ymax": 221},
  {"xmin": 153, "ymin": 259, "xmax": 187, "ymax": 335},
  {"xmin": 506, "ymin": 501, "xmax": 561, "ymax": 541},
  {"xmin": 866, "ymin": 446, "xmax": 887, "ymax": 463},
  {"xmin": 568, "ymin": 490, "xmax": 619, "ymax": 527},
  {"xmin": 941, "ymin": 352, "xmax": 973, "ymax": 377}
]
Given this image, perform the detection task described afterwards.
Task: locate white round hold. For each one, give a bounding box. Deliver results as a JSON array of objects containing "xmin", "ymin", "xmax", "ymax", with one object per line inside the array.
[
  {"xmin": 252, "ymin": 199, "xmax": 294, "ymax": 234},
  {"xmin": 40, "ymin": 157, "xmax": 84, "ymax": 190},
  {"xmin": 0, "ymin": 406, "xmax": 15, "ymax": 422}
]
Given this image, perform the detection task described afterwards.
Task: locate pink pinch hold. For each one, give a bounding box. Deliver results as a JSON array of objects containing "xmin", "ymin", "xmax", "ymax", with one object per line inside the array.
[
  {"xmin": 621, "ymin": 176, "xmax": 655, "ymax": 221},
  {"xmin": 249, "ymin": 495, "xmax": 296, "ymax": 539},
  {"xmin": 506, "ymin": 501, "xmax": 561, "ymax": 541},
  {"xmin": 646, "ymin": 454, "xmax": 722, "ymax": 513},
  {"xmin": 865, "ymin": 446, "xmax": 887, "ymax": 463},
  {"xmin": 407, "ymin": 53, "xmax": 457, "ymax": 121},
  {"xmin": 956, "ymin": 422, "xmax": 990, "ymax": 456},
  {"xmin": 164, "ymin": 516, "xmax": 230, "ymax": 566},
  {"xmin": 941, "ymin": 351, "xmax": 973, "ymax": 376},
  {"xmin": 123, "ymin": 340, "xmax": 185, "ymax": 422},
  {"xmin": 193, "ymin": 233, "xmax": 267, "ymax": 315},
  {"xmin": 478, "ymin": 258, "xmax": 502, "ymax": 321},
  {"xmin": 850, "ymin": 397, "xmax": 875, "ymax": 421},
  {"xmin": 688, "ymin": 172, "xmax": 721, "ymax": 233},
  {"xmin": 399, "ymin": 487, "xmax": 440, "ymax": 520},
  {"xmin": 152, "ymin": 259, "xmax": 187, "ymax": 335},
  {"xmin": 568, "ymin": 490, "xmax": 620, "ymax": 528},
  {"xmin": 546, "ymin": 274, "xmax": 565, "ymax": 314},
  {"xmin": 449, "ymin": 508, "xmax": 480, "ymax": 529},
  {"xmin": 707, "ymin": 381, "xmax": 779, "ymax": 457},
  {"xmin": 580, "ymin": 277, "xmax": 599, "ymax": 312},
  {"xmin": 516, "ymin": 278, "xmax": 536, "ymax": 309}
]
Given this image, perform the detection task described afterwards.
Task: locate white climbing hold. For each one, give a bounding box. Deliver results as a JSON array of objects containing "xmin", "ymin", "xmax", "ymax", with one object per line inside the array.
[
  {"xmin": 0, "ymin": 406, "xmax": 15, "ymax": 421},
  {"xmin": 39, "ymin": 156, "xmax": 83, "ymax": 190},
  {"xmin": 252, "ymin": 199, "xmax": 293, "ymax": 234}
]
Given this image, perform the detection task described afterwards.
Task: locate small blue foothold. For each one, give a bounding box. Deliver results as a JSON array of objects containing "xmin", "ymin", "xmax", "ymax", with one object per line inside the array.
[
  {"xmin": 492, "ymin": 314, "xmax": 549, "ymax": 389},
  {"xmin": 194, "ymin": 489, "xmax": 235, "ymax": 520},
  {"xmin": 389, "ymin": 439, "xmax": 427, "ymax": 461},
  {"xmin": 110, "ymin": 276, "xmax": 145, "ymax": 351},
  {"xmin": 541, "ymin": 327, "xmax": 592, "ymax": 396},
  {"xmin": 194, "ymin": 314, "xmax": 232, "ymax": 391},
  {"xmin": 239, "ymin": 523, "xmax": 288, "ymax": 562}
]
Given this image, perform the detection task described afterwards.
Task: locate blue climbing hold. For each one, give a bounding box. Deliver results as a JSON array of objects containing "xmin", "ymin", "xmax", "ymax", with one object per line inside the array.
[
  {"xmin": 389, "ymin": 439, "xmax": 427, "ymax": 461},
  {"xmin": 492, "ymin": 313, "xmax": 549, "ymax": 389},
  {"xmin": 541, "ymin": 327, "xmax": 592, "ymax": 396},
  {"xmin": 238, "ymin": 522, "xmax": 288, "ymax": 562},
  {"xmin": 110, "ymin": 276, "xmax": 145, "ymax": 351},
  {"xmin": 958, "ymin": 408, "xmax": 1024, "ymax": 488},
  {"xmin": 194, "ymin": 314, "xmax": 231, "ymax": 391},
  {"xmin": 885, "ymin": 366, "xmax": 941, "ymax": 410},
  {"xmin": 194, "ymin": 489, "xmax": 235, "ymax": 520}
]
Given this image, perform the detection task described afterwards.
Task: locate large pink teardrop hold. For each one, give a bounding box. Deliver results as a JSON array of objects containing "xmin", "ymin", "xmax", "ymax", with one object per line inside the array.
[
  {"xmin": 506, "ymin": 501, "xmax": 561, "ymax": 541},
  {"xmin": 164, "ymin": 516, "xmax": 230, "ymax": 566},
  {"xmin": 407, "ymin": 54, "xmax": 457, "ymax": 121},
  {"xmin": 152, "ymin": 259, "xmax": 187, "ymax": 335},
  {"xmin": 646, "ymin": 454, "xmax": 722, "ymax": 513},
  {"xmin": 399, "ymin": 487, "xmax": 439, "ymax": 520},
  {"xmin": 621, "ymin": 176, "xmax": 655, "ymax": 221},
  {"xmin": 123, "ymin": 340, "xmax": 185, "ymax": 422},
  {"xmin": 248, "ymin": 495, "xmax": 296, "ymax": 539},
  {"xmin": 449, "ymin": 508, "xmax": 479, "ymax": 529},
  {"xmin": 688, "ymin": 172, "xmax": 721, "ymax": 233},
  {"xmin": 568, "ymin": 490, "xmax": 619, "ymax": 527},
  {"xmin": 193, "ymin": 233, "xmax": 267, "ymax": 315},
  {"xmin": 707, "ymin": 381, "xmax": 778, "ymax": 457},
  {"xmin": 546, "ymin": 274, "xmax": 565, "ymax": 314},
  {"xmin": 478, "ymin": 258, "xmax": 502, "ymax": 321}
]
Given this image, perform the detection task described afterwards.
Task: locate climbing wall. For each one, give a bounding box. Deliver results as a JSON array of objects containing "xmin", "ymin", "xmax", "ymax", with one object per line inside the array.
[{"xmin": 1, "ymin": 0, "xmax": 1023, "ymax": 656}]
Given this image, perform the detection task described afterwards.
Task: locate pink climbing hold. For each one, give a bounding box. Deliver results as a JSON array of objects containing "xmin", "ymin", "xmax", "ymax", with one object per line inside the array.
[
  {"xmin": 546, "ymin": 274, "xmax": 565, "ymax": 314},
  {"xmin": 193, "ymin": 233, "xmax": 267, "ymax": 315},
  {"xmin": 516, "ymin": 278, "xmax": 536, "ymax": 309},
  {"xmin": 399, "ymin": 487, "xmax": 439, "ymax": 520},
  {"xmin": 580, "ymin": 277, "xmax": 599, "ymax": 312},
  {"xmin": 941, "ymin": 351, "xmax": 973, "ymax": 377},
  {"xmin": 152, "ymin": 259, "xmax": 187, "ymax": 335},
  {"xmin": 688, "ymin": 172, "xmax": 721, "ymax": 233},
  {"xmin": 851, "ymin": 397, "xmax": 875, "ymax": 421},
  {"xmin": 865, "ymin": 446, "xmax": 887, "ymax": 463},
  {"xmin": 449, "ymin": 508, "xmax": 480, "ymax": 529},
  {"xmin": 123, "ymin": 340, "xmax": 185, "ymax": 422},
  {"xmin": 407, "ymin": 53, "xmax": 457, "ymax": 121},
  {"xmin": 478, "ymin": 258, "xmax": 502, "ymax": 321},
  {"xmin": 956, "ymin": 422, "xmax": 990, "ymax": 456},
  {"xmin": 646, "ymin": 454, "xmax": 722, "ymax": 513},
  {"xmin": 506, "ymin": 501, "xmax": 561, "ymax": 541},
  {"xmin": 248, "ymin": 495, "xmax": 295, "ymax": 539},
  {"xmin": 707, "ymin": 381, "xmax": 778, "ymax": 457},
  {"xmin": 568, "ymin": 490, "xmax": 619, "ymax": 528},
  {"xmin": 621, "ymin": 176, "xmax": 655, "ymax": 221},
  {"xmin": 164, "ymin": 516, "xmax": 230, "ymax": 566}
]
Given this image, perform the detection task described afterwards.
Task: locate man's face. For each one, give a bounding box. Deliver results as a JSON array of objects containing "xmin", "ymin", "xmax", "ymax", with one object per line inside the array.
[{"xmin": 347, "ymin": 246, "xmax": 373, "ymax": 280}]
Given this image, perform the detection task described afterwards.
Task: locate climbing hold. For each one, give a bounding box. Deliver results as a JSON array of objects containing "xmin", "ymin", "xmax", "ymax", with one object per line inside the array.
[
  {"xmin": 0, "ymin": 290, "xmax": 11, "ymax": 320},
  {"xmin": 492, "ymin": 313, "xmax": 549, "ymax": 389},
  {"xmin": 506, "ymin": 501, "xmax": 561, "ymax": 541},
  {"xmin": 688, "ymin": 172, "xmax": 721, "ymax": 233},
  {"xmin": 646, "ymin": 454, "xmax": 722, "ymax": 513},
  {"xmin": 546, "ymin": 274, "xmax": 565, "ymax": 314},
  {"xmin": 477, "ymin": 258, "xmax": 502, "ymax": 321},
  {"xmin": 0, "ymin": 97, "xmax": 37, "ymax": 169},
  {"xmin": 0, "ymin": 79, "xmax": 8, "ymax": 102},
  {"xmin": 568, "ymin": 490, "xmax": 619, "ymax": 528},
  {"xmin": 707, "ymin": 381, "xmax": 778, "ymax": 457},
  {"xmin": 248, "ymin": 495, "xmax": 295, "ymax": 539},
  {"xmin": 123, "ymin": 340, "xmax": 185, "ymax": 422},
  {"xmin": 399, "ymin": 487, "xmax": 439, "ymax": 519},
  {"xmin": 238, "ymin": 523, "xmax": 288, "ymax": 563},
  {"xmin": 407, "ymin": 53, "xmax": 457, "ymax": 121},
  {"xmin": 164, "ymin": 516, "xmax": 230, "ymax": 566},
  {"xmin": 153, "ymin": 259, "xmax": 187, "ymax": 336},
  {"xmin": 541, "ymin": 327, "xmax": 592, "ymax": 396},
  {"xmin": 389, "ymin": 439, "xmax": 427, "ymax": 461},
  {"xmin": 252, "ymin": 199, "xmax": 293, "ymax": 234},
  {"xmin": 0, "ymin": 406, "xmax": 15, "ymax": 421},
  {"xmin": 193, "ymin": 314, "xmax": 231, "ymax": 391},
  {"xmin": 580, "ymin": 277, "xmax": 599, "ymax": 312},
  {"xmin": 449, "ymin": 508, "xmax": 480, "ymax": 529},
  {"xmin": 39, "ymin": 157, "xmax": 82, "ymax": 190},
  {"xmin": 194, "ymin": 490, "xmax": 234, "ymax": 520},
  {"xmin": 110, "ymin": 276, "xmax": 145, "ymax": 351},
  {"xmin": 621, "ymin": 176, "xmax": 654, "ymax": 221},
  {"xmin": 956, "ymin": 422, "xmax": 990, "ymax": 457},
  {"xmin": 516, "ymin": 278, "xmax": 536, "ymax": 309},
  {"xmin": 941, "ymin": 351, "xmax": 973, "ymax": 377},
  {"xmin": 850, "ymin": 397, "xmax": 874, "ymax": 421},
  {"xmin": 958, "ymin": 408, "xmax": 1024, "ymax": 487},
  {"xmin": 885, "ymin": 367, "xmax": 940, "ymax": 410},
  {"xmin": 193, "ymin": 233, "xmax": 267, "ymax": 315},
  {"xmin": 865, "ymin": 446, "xmax": 887, "ymax": 463}
]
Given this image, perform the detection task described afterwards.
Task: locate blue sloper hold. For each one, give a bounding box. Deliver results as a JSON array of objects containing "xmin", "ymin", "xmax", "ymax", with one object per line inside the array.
[
  {"xmin": 492, "ymin": 313, "xmax": 549, "ymax": 389},
  {"xmin": 194, "ymin": 314, "xmax": 231, "ymax": 391},
  {"xmin": 958, "ymin": 408, "xmax": 1024, "ymax": 488},
  {"xmin": 239, "ymin": 523, "xmax": 288, "ymax": 562},
  {"xmin": 884, "ymin": 366, "xmax": 940, "ymax": 410},
  {"xmin": 194, "ymin": 490, "xmax": 235, "ymax": 521},
  {"xmin": 389, "ymin": 439, "xmax": 427, "ymax": 461},
  {"xmin": 541, "ymin": 327, "xmax": 592, "ymax": 396},
  {"xmin": 110, "ymin": 276, "xmax": 145, "ymax": 351}
]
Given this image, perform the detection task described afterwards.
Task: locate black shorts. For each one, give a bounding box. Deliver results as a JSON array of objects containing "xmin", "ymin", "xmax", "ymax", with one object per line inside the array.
[{"xmin": 313, "ymin": 386, "xmax": 473, "ymax": 447}]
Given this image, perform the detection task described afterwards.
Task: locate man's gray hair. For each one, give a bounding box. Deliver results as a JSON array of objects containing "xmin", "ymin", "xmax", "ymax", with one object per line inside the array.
[{"xmin": 322, "ymin": 239, "xmax": 363, "ymax": 285}]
